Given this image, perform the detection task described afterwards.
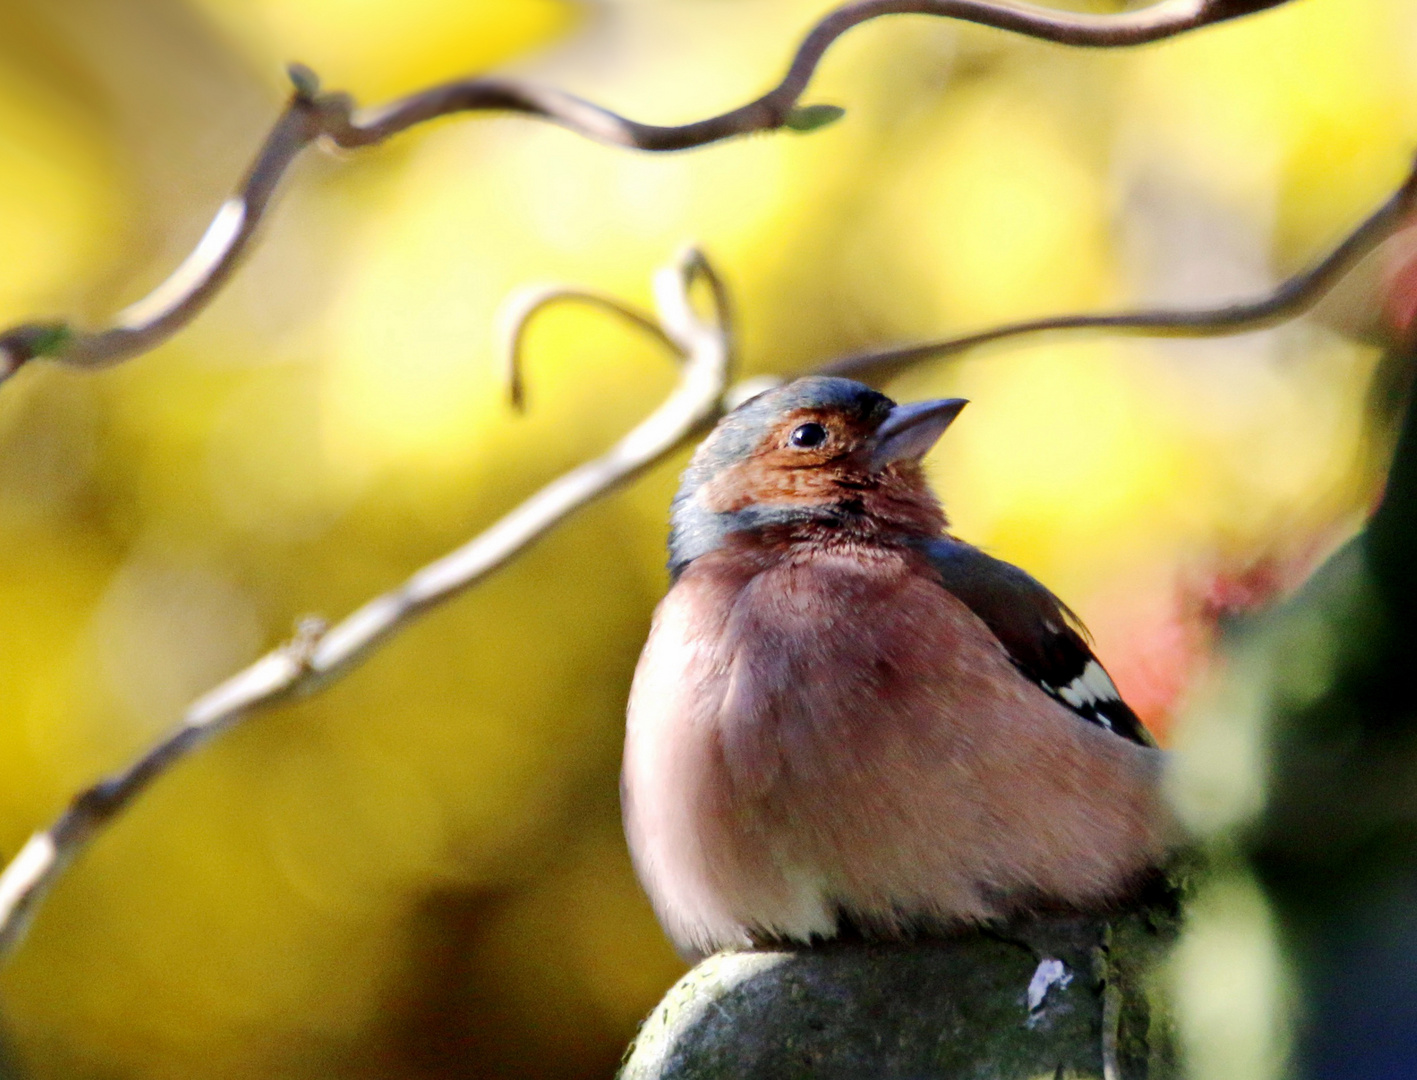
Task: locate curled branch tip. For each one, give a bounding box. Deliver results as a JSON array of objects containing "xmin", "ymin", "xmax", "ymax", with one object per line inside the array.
[
  {"xmin": 499, "ymin": 287, "xmax": 674, "ymax": 412},
  {"xmin": 653, "ymin": 245, "xmax": 734, "ymax": 362}
]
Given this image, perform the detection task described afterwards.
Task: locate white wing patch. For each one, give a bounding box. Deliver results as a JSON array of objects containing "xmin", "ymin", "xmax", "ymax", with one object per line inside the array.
[{"xmin": 1054, "ymin": 660, "xmax": 1121, "ymax": 726}]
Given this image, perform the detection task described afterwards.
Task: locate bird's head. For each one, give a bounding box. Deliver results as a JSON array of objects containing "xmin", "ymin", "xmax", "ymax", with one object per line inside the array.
[{"xmin": 668, "ymin": 376, "xmax": 967, "ymax": 576}]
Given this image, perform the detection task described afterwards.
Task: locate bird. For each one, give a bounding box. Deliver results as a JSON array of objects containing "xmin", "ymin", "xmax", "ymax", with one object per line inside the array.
[{"xmin": 622, "ymin": 375, "xmax": 1175, "ymax": 959}]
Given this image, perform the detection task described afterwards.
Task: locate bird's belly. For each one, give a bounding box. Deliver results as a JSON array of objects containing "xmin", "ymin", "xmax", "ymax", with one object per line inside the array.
[
  {"xmin": 623, "ymin": 550, "xmax": 986, "ymax": 954},
  {"xmin": 622, "ymin": 548, "xmax": 1166, "ymax": 957}
]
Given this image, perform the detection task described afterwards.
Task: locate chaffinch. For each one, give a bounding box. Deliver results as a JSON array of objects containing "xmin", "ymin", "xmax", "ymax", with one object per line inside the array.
[{"xmin": 622, "ymin": 376, "xmax": 1173, "ymax": 959}]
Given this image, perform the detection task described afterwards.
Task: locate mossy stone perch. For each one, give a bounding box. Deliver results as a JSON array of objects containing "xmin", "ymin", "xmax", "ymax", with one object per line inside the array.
[{"xmin": 620, "ymin": 907, "xmax": 1178, "ymax": 1080}]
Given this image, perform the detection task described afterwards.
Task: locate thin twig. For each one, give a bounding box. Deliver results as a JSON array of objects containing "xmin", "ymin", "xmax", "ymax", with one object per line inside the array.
[
  {"xmin": 824, "ymin": 155, "xmax": 1417, "ymax": 382},
  {"xmin": 0, "ymin": 247, "xmax": 736, "ymax": 961},
  {"xmin": 0, "ymin": 0, "xmax": 1292, "ymax": 382}
]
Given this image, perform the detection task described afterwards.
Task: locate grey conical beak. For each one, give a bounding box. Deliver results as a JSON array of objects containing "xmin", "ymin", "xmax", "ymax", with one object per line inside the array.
[{"xmin": 869, "ymin": 398, "xmax": 968, "ymax": 471}]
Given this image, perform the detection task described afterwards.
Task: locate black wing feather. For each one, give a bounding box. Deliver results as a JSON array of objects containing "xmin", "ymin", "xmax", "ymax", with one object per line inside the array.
[{"xmin": 919, "ymin": 538, "xmax": 1155, "ymax": 748}]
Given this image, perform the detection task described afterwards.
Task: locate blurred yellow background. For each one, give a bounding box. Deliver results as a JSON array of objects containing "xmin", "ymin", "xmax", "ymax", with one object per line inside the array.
[{"xmin": 1, "ymin": 0, "xmax": 1415, "ymax": 1077}]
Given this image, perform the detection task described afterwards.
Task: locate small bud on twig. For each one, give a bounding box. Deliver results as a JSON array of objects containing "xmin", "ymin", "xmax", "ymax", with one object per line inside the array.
[
  {"xmin": 0, "ymin": 323, "xmax": 70, "ymax": 380},
  {"xmin": 784, "ymin": 104, "xmax": 846, "ymax": 134},
  {"xmin": 286, "ymin": 62, "xmax": 321, "ymax": 103}
]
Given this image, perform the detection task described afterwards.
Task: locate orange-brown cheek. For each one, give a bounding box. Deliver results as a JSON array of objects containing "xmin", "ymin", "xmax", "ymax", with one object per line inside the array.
[{"xmin": 698, "ymin": 456, "xmax": 853, "ymax": 513}]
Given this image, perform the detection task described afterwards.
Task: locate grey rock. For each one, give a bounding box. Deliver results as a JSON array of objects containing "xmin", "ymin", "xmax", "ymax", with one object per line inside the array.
[{"xmin": 621, "ymin": 909, "xmax": 1177, "ymax": 1080}]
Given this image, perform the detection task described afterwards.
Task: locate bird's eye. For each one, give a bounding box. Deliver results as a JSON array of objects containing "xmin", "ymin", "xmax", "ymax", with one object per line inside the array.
[{"xmin": 788, "ymin": 422, "xmax": 828, "ymax": 449}]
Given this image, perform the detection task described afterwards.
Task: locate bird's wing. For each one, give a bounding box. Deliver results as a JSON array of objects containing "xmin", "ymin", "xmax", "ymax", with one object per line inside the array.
[{"xmin": 919, "ymin": 538, "xmax": 1156, "ymax": 748}]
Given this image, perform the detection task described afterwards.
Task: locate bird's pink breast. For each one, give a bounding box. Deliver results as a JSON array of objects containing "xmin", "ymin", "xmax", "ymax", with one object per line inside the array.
[{"xmin": 622, "ymin": 540, "xmax": 1167, "ymax": 957}]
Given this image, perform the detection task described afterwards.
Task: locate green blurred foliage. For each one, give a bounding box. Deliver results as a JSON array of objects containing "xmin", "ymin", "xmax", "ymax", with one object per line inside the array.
[{"xmin": 0, "ymin": 0, "xmax": 1415, "ymax": 1077}]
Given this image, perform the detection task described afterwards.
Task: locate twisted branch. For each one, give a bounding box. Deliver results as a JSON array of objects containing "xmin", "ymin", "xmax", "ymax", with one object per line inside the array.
[
  {"xmin": 0, "ymin": 0, "xmax": 1291, "ymax": 382},
  {"xmin": 824, "ymin": 155, "xmax": 1417, "ymax": 382},
  {"xmin": 0, "ymin": 247, "xmax": 736, "ymax": 961}
]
